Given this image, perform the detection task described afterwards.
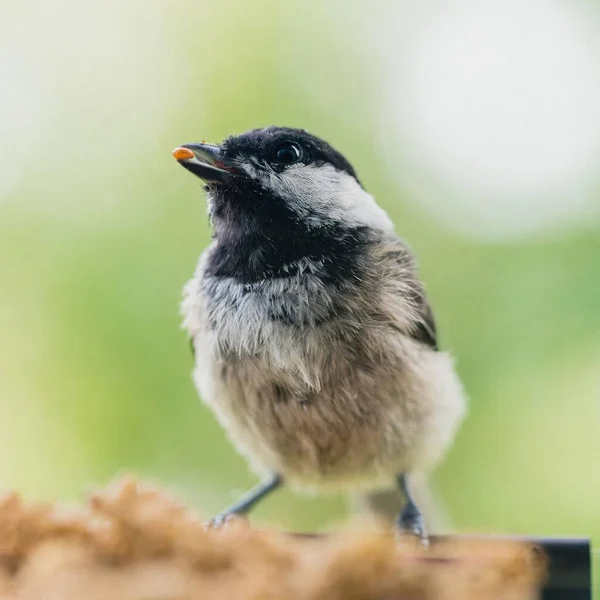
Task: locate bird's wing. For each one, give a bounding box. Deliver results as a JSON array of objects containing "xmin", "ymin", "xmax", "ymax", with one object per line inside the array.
[
  {"xmin": 381, "ymin": 239, "xmax": 440, "ymax": 351},
  {"xmin": 410, "ymin": 292, "xmax": 439, "ymax": 351}
]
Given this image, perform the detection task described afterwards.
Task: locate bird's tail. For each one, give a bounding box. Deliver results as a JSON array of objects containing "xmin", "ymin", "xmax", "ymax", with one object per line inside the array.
[{"xmin": 349, "ymin": 474, "xmax": 453, "ymax": 534}]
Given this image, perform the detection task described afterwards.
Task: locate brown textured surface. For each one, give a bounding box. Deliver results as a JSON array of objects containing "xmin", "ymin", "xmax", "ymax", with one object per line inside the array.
[{"xmin": 0, "ymin": 476, "xmax": 544, "ymax": 599}]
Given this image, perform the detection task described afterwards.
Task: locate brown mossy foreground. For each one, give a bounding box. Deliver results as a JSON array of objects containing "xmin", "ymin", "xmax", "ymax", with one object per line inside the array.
[{"xmin": 0, "ymin": 477, "xmax": 544, "ymax": 600}]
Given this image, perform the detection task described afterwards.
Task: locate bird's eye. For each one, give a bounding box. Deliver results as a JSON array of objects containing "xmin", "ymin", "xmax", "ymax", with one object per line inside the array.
[{"xmin": 274, "ymin": 142, "xmax": 302, "ymax": 165}]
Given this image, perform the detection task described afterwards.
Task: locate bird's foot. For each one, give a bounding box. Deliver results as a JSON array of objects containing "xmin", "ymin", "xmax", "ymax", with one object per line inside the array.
[
  {"xmin": 397, "ymin": 502, "xmax": 429, "ymax": 547},
  {"xmin": 205, "ymin": 512, "xmax": 248, "ymax": 531}
]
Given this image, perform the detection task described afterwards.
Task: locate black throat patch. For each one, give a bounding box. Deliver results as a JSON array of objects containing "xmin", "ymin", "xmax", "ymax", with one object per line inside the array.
[{"xmin": 204, "ymin": 178, "xmax": 376, "ymax": 284}]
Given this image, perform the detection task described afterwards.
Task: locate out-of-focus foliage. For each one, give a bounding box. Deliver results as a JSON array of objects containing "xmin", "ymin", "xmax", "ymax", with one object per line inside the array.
[{"xmin": 0, "ymin": 0, "xmax": 598, "ymax": 584}]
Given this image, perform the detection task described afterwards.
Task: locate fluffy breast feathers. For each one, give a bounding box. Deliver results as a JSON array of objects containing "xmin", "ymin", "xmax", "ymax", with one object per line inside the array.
[{"xmin": 183, "ymin": 240, "xmax": 434, "ymax": 390}]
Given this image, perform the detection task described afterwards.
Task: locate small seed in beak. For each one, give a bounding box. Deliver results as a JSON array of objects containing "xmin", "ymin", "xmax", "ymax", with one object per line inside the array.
[{"xmin": 172, "ymin": 147, "xmax": 195, "ymax": 161}]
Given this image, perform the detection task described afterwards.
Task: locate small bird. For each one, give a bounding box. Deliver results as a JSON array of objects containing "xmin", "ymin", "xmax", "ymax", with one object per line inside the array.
[{"xmin": 173, "ymin": 127, "xmax": 466, "ymax": 541}]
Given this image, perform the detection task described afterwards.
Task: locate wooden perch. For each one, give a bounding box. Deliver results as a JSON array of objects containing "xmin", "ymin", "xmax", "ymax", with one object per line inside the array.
[{"xmin": 0, "ymin": 476, "xmax": 589, "ymax": 600}]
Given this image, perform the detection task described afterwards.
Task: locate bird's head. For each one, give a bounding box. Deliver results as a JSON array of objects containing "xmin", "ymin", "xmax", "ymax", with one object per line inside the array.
[{"xmin": 172, "ymin": 127, "xmax": 393, "ymax": 235}]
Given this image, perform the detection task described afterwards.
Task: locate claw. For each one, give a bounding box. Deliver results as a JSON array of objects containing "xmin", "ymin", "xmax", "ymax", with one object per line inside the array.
[
  {"xmin": 204, "ymin": 512, "xmax": 248, "ymax": 531},
  {"xmin": 397, "ymin": 503, "xmax": 429, "ymax": 547}
]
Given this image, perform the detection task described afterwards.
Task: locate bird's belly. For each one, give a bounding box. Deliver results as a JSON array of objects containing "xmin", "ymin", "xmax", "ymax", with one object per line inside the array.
[{"xmin": 193, "ymin": 343, "xmax": 465, "ymax": 492}]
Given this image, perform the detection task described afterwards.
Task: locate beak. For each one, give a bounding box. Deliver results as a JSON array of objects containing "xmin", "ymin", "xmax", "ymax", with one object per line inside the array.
[{"xmin": 172, "ymin": 142, "xmax": 237, "ymax": 183}]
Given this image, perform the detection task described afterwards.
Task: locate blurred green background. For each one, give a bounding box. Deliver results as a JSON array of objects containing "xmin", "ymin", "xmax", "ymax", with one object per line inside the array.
[{"xmin": 1, "ymin": 0, "xmax": 599, "ymax": 588}]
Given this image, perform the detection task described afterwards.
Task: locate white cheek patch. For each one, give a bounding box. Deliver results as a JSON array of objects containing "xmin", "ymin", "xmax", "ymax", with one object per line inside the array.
[
  {"xmin": 273, "ymin": 164, "xmax": 395, "ymax": 232},
  {"xmin": 231, "ymin": 157, "xmax": 394, "ymax": 232}
]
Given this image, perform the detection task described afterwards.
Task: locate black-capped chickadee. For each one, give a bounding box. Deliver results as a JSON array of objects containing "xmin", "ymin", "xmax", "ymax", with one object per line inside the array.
[{"xmin": 172, "ymin": 127, "xmax": 466, "ymax": 541}]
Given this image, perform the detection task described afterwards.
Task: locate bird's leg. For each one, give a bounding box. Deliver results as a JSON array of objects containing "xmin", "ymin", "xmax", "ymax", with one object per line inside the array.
[
  {"xmin": 396, "ymin": 473, "xmax": 428, "ymax": 544},
  {"xmin": 207, "ymin": 473, "xmax": 282, "ymax": 528}
]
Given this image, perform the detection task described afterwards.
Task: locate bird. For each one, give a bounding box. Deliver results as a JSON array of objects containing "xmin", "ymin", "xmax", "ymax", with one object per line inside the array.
[{"xmin": 172, "ymin": 126, "xmax": 466, "ymax": 541}]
